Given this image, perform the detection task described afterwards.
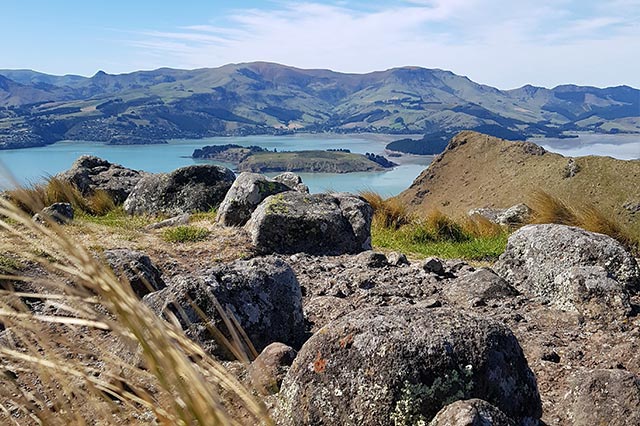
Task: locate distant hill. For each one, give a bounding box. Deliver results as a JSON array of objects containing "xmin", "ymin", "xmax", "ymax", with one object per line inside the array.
[
  {"xmin": 397, "ymin": 131, "xmax": 640, "ymax": 235},
  {"xmin": 0, "ymin": 62, "xmax": 638, "ymax": 149}
]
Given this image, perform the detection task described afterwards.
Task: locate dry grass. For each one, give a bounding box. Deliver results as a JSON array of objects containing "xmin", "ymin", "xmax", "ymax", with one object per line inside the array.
[
  {"xmin": 0, "ymin": 198, "xmax": 271, "ymax": 424},
  {"xmin": 359, "ymin": 191, "xmax": 413, "ymax": 229},
  {"xmin": 529, "ymin": 190, "xmax": 638, "ymax": 253},
  {"xmin": 4, "ymin": 177, "xmax": 116, "ymax": 216}
]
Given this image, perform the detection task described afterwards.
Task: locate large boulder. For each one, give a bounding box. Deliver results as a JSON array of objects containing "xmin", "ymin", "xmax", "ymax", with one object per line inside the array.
[
  {"xmin": 494, "ymin": 224, "xmax": 639, "ymax": 315},
  {"xmin": 58, "ymin": 155, "xmax": 144, "ymax": 204},
  {"xmin": 123, "ymin": 164, "xmax": 235, "ymax": 215},
  {"xmin": 565, "ymin": 369, "xmax": 640, "ymax": 426},
  {"xmin": 104, "ymin": 249, "xmax": 166, "ymax": 298},
  {"xmin": 216, "ymin": 172, "xmax": 290, "ymax": 226},
  {"xmin": 245, "ymin": 192, "xmax": 373, "ymax": 255},
  {"xmin": 144, "ymin": 257, "xmax": 305, "ymax": 359},
  {"xmin": 429, "ymin": 399, "xmax": 516, "ymax": 426},
  {"xmin": 277, "ymin": 306, "xmax": 541, "ymax": 425}
]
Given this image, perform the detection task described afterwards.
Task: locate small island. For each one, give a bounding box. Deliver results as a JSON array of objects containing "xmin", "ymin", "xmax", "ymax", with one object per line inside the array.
[{"xmin": 192, "ymin": 144, "xmax": 397, "ymax": 173}]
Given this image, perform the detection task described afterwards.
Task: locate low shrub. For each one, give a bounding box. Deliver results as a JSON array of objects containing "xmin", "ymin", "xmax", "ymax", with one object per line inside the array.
[{"xmin": 359, "ymin": 191, "xmax": 413, "ymax": 229}]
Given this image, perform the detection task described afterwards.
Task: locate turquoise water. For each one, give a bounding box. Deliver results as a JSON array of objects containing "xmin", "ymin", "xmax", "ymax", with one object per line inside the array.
[{"xmin": 0, "ymin": 134, "xmax": 432, "ymax": 196}]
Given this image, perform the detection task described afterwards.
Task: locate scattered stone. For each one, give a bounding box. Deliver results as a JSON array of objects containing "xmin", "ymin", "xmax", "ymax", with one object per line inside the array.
[
  {"xmin": 355, "ymin": 251, "xmax": 388, "ymax": 268},
  {"xmin": 277, "ymin": 306, "xmax": 541, "ymax": 425},
  {"xmin": 566, "ymin": 369, "xmax": 640, "ymax": 426},
  {"xmin": 429, "ymin": 399, "xmax": 516, "ymax": 426},
  {"xmin": 541, "ymin": 350, "xmax": 560, "ymax": 363},
  {"xmin": 57, "ymin": 155, "xmax": 144, "ymax": 204},
  {"xmin": 145, "ymin": 213, "xmax": 191, "ymax": 230},
  {"xmin": 303, "ymin": 296, "xmax": 355, "ymax": 332},
  {"xmin": 144, "ymin": 257, "xmax": 305, "ymax": 359},
  {"xmin": 245, "ymin": 192, "xmax": 373, "ymax": 255},
  {"xmin": 249, "ymin": 342, "xmax": 297, "ymax": 394},
  {"xmin": 386, "ymin": 251, "xmax": 410, "ymax": 266},
  {"xmin": 124, "ymin": 164, "xmax": 235, "ymax": 215},
  {"xmin": 423, "ymin": 257, "xmax": 445, "ymax": 276},
  {"xmin": 104, "ymin": 249, "xmax": 166, "ymax": 298},
  {"xmin": 496, "ymin": 203, "xmax": 531, "ymax": 226},
  {"xmin": 216, "ymin": 172, "xmax": 290, "ymax": 226},
  {"xmin": 494, "ymin": 224, "xmax": 640, "ymax": 313},
  {"xmin": 272, "ymin": 172, "xmax": 309, "ymax": 193},
  {"xmin": 623, "ymin": 200, "xmax": 640, "ymax": 214},
  {"xmin": 563, "ymin": 158, "xmax": 580, "ymax": 178},
  {"xmin": 468, "ymin": 207, "xmax": 501, "ymax": 223},
  {"xmin": 33, "ymin": 202, "xmax": 74, "ymax": 224},
  {"xmin": 442, "ymin": 268, "xmax": 519, "ymax": 308}
]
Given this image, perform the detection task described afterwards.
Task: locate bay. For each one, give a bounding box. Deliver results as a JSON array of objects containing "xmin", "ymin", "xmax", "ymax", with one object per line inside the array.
[
  {"xmin": 530, "ymin": 133, "xmax": 640, "ymax": 160},
  {"xmin": 0, "ymin": 134, "xmax": 432, "ymax": 196}
]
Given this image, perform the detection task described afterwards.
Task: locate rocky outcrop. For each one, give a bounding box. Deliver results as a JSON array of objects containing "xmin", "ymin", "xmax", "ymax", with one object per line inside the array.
[
  {"xmin": 277, "ymin": 306, "xmax": 541, "ymax": 425},
  {"xmin": 429, "ymin": 399, "xmax": 516, "ymax": 426},
  {"xmin": 272, "ymin": 172, "xmax": 309, "ymax": 193},
  {"xmin": 33, "ymin": 202, "xmax": 74, "ymax": 224},
  {"xmin": 245, "ymin": 192, "xmax": 373, "ymax": 255},
  {"xmin": 494, "ymin": 224, "xmax": 639, "ymax": 317},
  {"xmin": 468, "ymin": 204, "xmax": 531, "ymax": 226},
  {"xmin": 58, "ymin": 155, "xmax": 144, "ymax": 204},
  {"xmin": 566, "ymin": 369, "xmax": 640, "ymax": 426},
  {"xmin": 442, "ymin": 268, "xmax": 518, "ymax": 308},
  {"xmin": 216, "ymin": 173, "xmax": 291, "ymax": 226},
  {"xmin": 104, "ymin": 249, "xmax": 166, "ymax": 298},
  {"xmin": 144, "ymin": 257, "xmax": 304, "ymax": 359},
  {"xmin": 123, "ymin": 164, "xmax": 235, "ymax": 215}
]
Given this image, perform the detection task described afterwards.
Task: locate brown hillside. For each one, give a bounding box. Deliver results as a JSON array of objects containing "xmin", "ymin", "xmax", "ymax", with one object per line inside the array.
[{"xmin": 398, "ymin": 131, "xmax": 640, "ymax": 234}]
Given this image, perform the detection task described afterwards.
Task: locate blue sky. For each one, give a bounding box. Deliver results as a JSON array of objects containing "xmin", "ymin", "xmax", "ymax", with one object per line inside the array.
[{"xmin": 1, "ymin": 0, "xmax": 638, "ymax": 89}]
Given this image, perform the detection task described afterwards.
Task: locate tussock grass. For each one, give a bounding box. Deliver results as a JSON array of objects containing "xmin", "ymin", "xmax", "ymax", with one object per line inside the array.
[
  {"xmin": 0, "ymin": 197, "xmax": 271, "ymax": 424},
  {"xmin": 365, "ymin": 191, "xmax": 509, "ymax": 261},
  {"xmin": 359, "ymin": 191, "xmax": 413, "ymax": 229},
  {"xmin": 5, "ymin": 177, "xmax": 117, "ymax": 216},
  {"xmin": 529, "ymin": 190, "xmax": 638, "ymax": 253},
  {"xmin": 162, "ymin": 226, "xmax": 211, "ymax": 243}
]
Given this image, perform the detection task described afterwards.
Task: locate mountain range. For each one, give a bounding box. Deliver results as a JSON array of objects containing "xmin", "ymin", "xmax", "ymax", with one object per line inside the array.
[{"xmin": 0, "ymin": 62, "xmax": 638, "ymax": 150}]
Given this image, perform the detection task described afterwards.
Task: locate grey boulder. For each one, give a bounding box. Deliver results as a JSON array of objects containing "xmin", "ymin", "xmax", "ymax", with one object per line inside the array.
[
  {"xmin": 144, "ymin": 257, "xmax": 305, "ymax": 359},
  {"xmin": 273, "ymin": 172, "xmax": 309, "ymax": 193},
  {"xmin": 33, "ymin": 202, "xmax": 74, "ymax": 224},
  {"xmin": 429, "ymin": 399, "xmax": 516, "ymax": 426},
  {"xmin": 245, "ymin": 192, "xmax": 373, "ymax": 255},
  {"xmin": 124, "ymin": 164, "xmax": 235, "ymax": 215},
  {"xmin": 494, "ymin": 224, "xmax": 639, "ymax": 315},
  {"xmin": 216, "ymin": 172, "xmax": 290, "ymax": 226},
  {"xmin": 104, "ymin": 249, "xmax": 166, "ymax": 298},
  {"xmin": 58, "ymin": 155, "xmax": 144, "ymax": 204},
  {"xmin": 277, "ymin": 306, "xmax": 541, "ymax": 425}
]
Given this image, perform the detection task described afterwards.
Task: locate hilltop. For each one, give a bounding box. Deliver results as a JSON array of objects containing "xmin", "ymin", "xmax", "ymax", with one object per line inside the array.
[
  {"xmin": 398, "ymin": 131, "xmax": 640, "ymax": 234},
  {"xmin": 0, "ymin": 62, "xmax": 638, "ymax": 149}
]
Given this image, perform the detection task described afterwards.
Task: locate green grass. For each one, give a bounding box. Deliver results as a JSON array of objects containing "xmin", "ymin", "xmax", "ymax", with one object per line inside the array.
[
  {"xmin": 76, "ymin": 206, "xmax": 154, "ymax": 230},
  {"xmin": 372, "ymin": 224, "xmax": 509, "ymax": 261},
  {"xmin": 162, "ymin": 225, "xmax": 211, "ymax": 243},
  {"xmin": 363, "ymin": 192, "xmax": 510, "ymax": 261}
]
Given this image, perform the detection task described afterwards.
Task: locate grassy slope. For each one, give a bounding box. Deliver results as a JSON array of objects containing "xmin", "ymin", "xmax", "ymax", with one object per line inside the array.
[{"xmin": 398, "ymin": 131, "xmax": 640, "ymax": 236}]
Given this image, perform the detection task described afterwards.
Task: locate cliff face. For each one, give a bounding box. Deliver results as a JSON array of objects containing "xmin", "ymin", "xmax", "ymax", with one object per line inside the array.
[{"xmin": 397, "ymin": 131, "xmax": 640, "ymax": 233}]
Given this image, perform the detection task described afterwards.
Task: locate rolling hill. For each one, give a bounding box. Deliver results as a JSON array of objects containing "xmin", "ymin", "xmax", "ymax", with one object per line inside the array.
[{"xmin": 0, "ymin": 62, "xmax": 638, "ymax": 149}]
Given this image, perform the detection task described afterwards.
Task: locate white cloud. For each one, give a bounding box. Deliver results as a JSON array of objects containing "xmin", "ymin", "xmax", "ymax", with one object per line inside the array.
[{"xmin": 126, "ymin": 0, "xmax": 640, "ymax": 88}]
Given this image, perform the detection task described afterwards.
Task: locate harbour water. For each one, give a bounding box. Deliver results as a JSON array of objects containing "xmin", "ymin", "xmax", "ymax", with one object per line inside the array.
[
  {"xmin": 0, "ymin": 134, "xmax": 431, "ymax": 196},
  {"xmin": 1, "ymin": 132, "xmax": 637, "ymax": 195}
]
